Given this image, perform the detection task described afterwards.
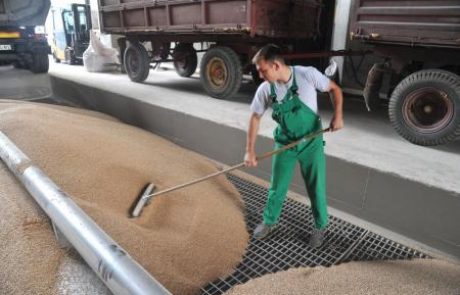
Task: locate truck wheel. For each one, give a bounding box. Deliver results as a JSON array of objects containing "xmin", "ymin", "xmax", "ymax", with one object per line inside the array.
[
  {"xmin": 251, "ymin": 65, "xmax": 263, "ymax": 85},
  {"xmin": 200, "ymin": 46, "xmax": 242, "ymax": 99},
  {"xmin": 65, "ymin": 48, "xmax": 78, "ymax": 65},
  {"xmin": 389, "ymin": 69, "xmax": 460, "ymax": 146},
  {"xmin": 30, "ymin": 53, "xmax": 49, "ymax": 73},
  {"xmin": 173, "ymin": 43, "xmax": 197, "ymax": 77},
  {"xmin": 124, "ymin": 42, "xmax": 150, "ymax": 82}
]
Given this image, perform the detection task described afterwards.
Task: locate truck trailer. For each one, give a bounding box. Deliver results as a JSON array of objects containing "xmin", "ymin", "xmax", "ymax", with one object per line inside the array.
[
  {"xmin": 98, "ymin": 0, "xmax": 335, "ymax": 99},
  {"xmin": 350, "ymin": 0, "xmax": 460, "ymax": 146},
  {"xmin": 0, "ymin": 0, "xmax": 50, "ymax": 73}
]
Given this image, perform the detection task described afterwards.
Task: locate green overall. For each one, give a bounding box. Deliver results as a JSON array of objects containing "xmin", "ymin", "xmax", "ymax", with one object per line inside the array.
[{"xmin": 263, "ymin": 67, "xmax": 328, "ymax": 230}]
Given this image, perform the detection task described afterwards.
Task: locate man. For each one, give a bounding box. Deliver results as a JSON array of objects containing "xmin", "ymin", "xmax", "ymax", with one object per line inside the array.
[{"xmin": 244, "ymin": 44, "xmax": 344, "ymax": 248}]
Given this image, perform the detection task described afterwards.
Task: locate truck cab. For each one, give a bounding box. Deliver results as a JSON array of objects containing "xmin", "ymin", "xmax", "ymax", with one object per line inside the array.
[{"xmin": 50, "ymin": 3, "xmax": 91, "ymax": 65}]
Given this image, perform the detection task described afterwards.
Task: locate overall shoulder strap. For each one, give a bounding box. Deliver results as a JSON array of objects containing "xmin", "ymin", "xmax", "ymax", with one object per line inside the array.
[
  {"xmin": 269, "ymin": 83, "xmax": 277, "ymax": 103},
  {"xmin": 290, "ymin": 66, "xmax": 298, "ymax": 93}
]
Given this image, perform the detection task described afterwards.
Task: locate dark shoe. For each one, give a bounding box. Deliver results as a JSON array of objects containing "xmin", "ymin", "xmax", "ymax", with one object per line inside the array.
[
  {"xmin": 309, "ymin": 228, "xmax": 325, "ymax": 248},
  {"xmin": 253, "ymin": 223, "xmax": 279, "ymax": 240}
]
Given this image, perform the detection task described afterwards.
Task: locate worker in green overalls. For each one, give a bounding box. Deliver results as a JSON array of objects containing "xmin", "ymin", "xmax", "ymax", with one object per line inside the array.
[{"xmin": 244, "ymin": 44, "xmax": 343, "ymax": 248}]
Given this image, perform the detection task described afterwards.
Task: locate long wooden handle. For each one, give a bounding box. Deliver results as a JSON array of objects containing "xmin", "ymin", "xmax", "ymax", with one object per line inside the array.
[
  {"xmin": 148, "ymin": 128, "xmax": 330, "ymax": 198},
  {"xmin": 255, "ymin": 127, "xmax": 330, "ymax": 161}
]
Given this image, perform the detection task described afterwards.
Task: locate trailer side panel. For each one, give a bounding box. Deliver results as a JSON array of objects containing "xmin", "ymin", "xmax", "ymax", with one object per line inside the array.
[
  {"xmin": 99, "ymin": 0, "xmax": 321, "ymax": 40},
  {"xmin": 350, "ymin": 0, "xmax": 460, "ymax": 48}
]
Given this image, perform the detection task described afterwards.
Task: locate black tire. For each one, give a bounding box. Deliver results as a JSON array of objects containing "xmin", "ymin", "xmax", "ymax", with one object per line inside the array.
[
  {"xmin": 363, "ymin": 63, "xmax": 385, "ymax": 111},
  {"xmin": 124, "ymin": 42, "xmax": 150, "ymax": 82},
  {"xmin": 30, "ymin": 53, "xmax": 49, "ymax": 73},
  {"xmin": 65, "ymin": 48, "xmax": 78, "ymax": 65},
  {"xmin": 173, "ymin": 43, "xmax": 197, "ymax": 77},
  {"xmin": 389, "ymin": 69, "xmax": 460, "ymax": 146},
  {"xmin": 251, "ymin": 65, "xmax": 263, "ymax": 85},
  {"xmin": 200, "ymin": 46, "xmax": 242, "ymax": 99}
]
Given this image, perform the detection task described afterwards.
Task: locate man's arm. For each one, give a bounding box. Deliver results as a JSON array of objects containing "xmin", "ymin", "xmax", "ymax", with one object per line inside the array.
[
  {"xmin": 244, "ymin": 112, "xmax": 262, "ymax": 167},
  {"xmin": 328, "ymin": 80, "xmax": 344, "ymax": 132}
]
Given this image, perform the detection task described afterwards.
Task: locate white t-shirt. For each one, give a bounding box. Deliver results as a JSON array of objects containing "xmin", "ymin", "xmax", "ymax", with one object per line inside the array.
[{"xmin": 250, "ymin": 66, "xmax": 331, "ymax": 116}]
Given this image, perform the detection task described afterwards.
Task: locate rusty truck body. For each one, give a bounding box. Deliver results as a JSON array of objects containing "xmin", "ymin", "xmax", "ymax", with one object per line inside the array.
[
  {"xmin": 350, "ymin": 0, "xmax": 460, "ymax": 146},
  {"xmin": 97, "ymin": 0, "xmax": 335, "ymax": 99}
]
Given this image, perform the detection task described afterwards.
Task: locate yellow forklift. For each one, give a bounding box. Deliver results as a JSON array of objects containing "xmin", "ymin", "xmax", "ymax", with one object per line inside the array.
[{"xmin": 50, "ymin": 3, "xmax": 91, "ymax": 65}]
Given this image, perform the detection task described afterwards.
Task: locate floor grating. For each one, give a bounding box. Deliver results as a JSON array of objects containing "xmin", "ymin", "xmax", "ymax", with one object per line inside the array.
[{"xmin": 200, "ymin": 173, "xmax": 428, "ymax": 295}]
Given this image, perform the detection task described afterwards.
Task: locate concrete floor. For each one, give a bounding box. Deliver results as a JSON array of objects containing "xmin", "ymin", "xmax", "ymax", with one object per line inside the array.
[
  {"xmin": 3, "ymin": 61, "xmax": 460, "ymax": 194},
  {"xmin": 1, "ymin": 60, "xmax": 460, "ymax": 260},
  {"xmin": 46, "ymin": 61, "xmax": 460, "ymax": 194},
  {"xmin": 0, "ymin": 65, "xmax": 52, "ymax": 101}
]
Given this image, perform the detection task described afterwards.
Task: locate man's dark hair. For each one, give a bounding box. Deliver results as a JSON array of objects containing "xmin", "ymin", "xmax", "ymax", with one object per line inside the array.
[{"xmin": 252, "ymin": 44, "xmax": 285, "ymax": 64}]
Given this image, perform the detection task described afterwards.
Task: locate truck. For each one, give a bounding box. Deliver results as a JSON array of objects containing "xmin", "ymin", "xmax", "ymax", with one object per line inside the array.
[
  {"xmin": 349, "ymin": 0, "xmax": 460, "ymax": 146},
  {"xmin": 0, "ymin": 0, "xmax": 50, "ymax": 73},
  {"xmin": 97, "ymin": 0, "xmax": 336, "ymax": 99},
  {"xmin": 50, "ymin": 3, "xmax": 92, "ymax": 65}
]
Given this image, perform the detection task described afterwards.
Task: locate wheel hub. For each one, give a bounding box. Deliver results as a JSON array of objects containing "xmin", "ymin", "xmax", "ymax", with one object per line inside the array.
[
  {"xmin": 207, "ymin": 57, "xmax": 227, "ymax": 88},
  {"xmin": 423, "ymin": 105, "xmax": 433, "ymax": 114},
  {"xmin": 403, "ymin": 87, "xmax": 454, "ymax": 134}
]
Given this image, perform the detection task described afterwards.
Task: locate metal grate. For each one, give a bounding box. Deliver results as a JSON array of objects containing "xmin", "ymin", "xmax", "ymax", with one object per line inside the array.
[
  {"xmin": 200, "ymin": 174, "xmax": 428, "ymax": 295},
  {"xmin": 343, "ymin": 231, "xmax": 427, "ymax": 262}
]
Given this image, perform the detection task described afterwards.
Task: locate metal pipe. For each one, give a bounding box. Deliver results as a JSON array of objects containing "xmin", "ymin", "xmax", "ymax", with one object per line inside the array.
[{"xmin": 0, "ymin": 131, "xmax": 171, "ymax": 295}]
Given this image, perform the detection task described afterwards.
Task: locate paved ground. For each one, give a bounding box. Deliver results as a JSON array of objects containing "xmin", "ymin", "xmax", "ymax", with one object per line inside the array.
[
  {"xmin": 2, "ymin": 60, "xmax": 460, "ymax": 193},
  {"xmin": 2, "ymin": 61, "xmax": 459, "ymax": 259},
  {"xmin": 1, "ymin": 61, "xmax": 459, "ymax": 294},
  {"xmin": 43, "ymin": 61, "xmax": 460, "ymax": 195},
  {"xmin": 0, "ymin": 65, "xmax": 52, "ymax": 101}
]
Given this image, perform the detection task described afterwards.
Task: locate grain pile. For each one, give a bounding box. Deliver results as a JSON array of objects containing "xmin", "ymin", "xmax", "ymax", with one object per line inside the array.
[
  {"xmin": 0, "ymin": 101, "xmax": 249, "ymax": 294},
  {"xmin": 225, "ymin": 259, "xmax": 460, "ymax": 295}
]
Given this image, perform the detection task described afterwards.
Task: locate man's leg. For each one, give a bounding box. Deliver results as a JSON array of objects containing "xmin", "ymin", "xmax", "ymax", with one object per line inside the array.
[
  {"xmin": 263, "ymin": 147, "xmax": 297, "ymax": 225},
  {"xmin": 254, "ymin": 147, "xmax": 297, "ymax": 240},
  {"xmin": 298, "ymin": 141, "xmax": 328, "ymax": 247}
]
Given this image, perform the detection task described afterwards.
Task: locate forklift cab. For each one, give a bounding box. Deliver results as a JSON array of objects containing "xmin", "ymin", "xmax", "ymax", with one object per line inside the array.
[{"xmin": 51, "ymin": 4, "xmax": 91, "ymax": 64}]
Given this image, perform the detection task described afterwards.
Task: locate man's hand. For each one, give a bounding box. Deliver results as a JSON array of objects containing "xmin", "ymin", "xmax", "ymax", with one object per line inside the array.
[
  {"xmin": 330, "ymin": 115, "xmax": 344, "ymax": 132},
  {"xmin": 244, "ymin": 151, "xmax": 258, "ymax": 167}
]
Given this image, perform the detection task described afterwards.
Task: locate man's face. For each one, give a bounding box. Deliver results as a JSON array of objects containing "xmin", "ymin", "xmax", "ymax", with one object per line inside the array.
[{"xmin": 256, "ymin": 59, "xmax": 279, "ymax": 82}]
